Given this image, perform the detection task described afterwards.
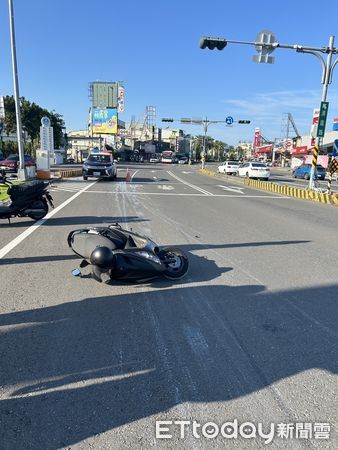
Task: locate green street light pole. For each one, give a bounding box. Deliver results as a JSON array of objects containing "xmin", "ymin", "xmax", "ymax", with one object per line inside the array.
[
  {"xmin": 8, "ymin": 0, "xmax": 26, "ymax": 180},
  {"xmin": 199, "ymin": 31, "xmax": 338, "ymax": 190}
]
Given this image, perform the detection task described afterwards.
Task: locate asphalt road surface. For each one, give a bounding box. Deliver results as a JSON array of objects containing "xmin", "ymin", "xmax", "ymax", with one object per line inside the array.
[{"xmin": 1, "ymin": 163, "xmax": 337, "ymax": 449}]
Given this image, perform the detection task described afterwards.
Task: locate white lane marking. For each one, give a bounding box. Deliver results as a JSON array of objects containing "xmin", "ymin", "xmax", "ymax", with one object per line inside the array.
[
  {"xmin": 0, "ymin": 181, "xmax": 96, "ymax": 259},
  {"xmin": 167, "ymin": 171, "xmax": 213, "ymax": 196},
  {"xmin": 51, "ymin": 185, "xmax": 82, "ymax": 192},
  {"xmin": 157, "ymin": 185, "xmax": 175, "ymax": 190},
  {"xmin": 182, "ymin": 171, "xmax": 193, "ymax": 174},
  {"xmin": 217, "ymin": 185, "xmax": 244, "ymax": 194},
  {"xmin": 130, "ymin": 169, "xmax": 139, "ymax": 181}
]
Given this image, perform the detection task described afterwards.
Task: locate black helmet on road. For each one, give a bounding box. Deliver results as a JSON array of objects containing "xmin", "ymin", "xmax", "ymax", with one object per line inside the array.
[{"xmin": 90, "ymin": 246, "xmax": 115, "ymax": 268}]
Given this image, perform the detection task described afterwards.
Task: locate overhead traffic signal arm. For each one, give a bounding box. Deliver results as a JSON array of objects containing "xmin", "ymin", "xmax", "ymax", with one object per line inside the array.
[{"xmin": 200, "ymin": 37, "xmax": 227, "ymax": 50}]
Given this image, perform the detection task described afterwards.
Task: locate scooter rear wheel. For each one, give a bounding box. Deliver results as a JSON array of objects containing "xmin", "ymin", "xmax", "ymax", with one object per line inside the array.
[
  {"xmin": 159, "ymin": 246, "xmax": 189, "ymax": 280},
  {"xmin": 27, "ymin": 200, "xmax": 48, "ymax": 221}
]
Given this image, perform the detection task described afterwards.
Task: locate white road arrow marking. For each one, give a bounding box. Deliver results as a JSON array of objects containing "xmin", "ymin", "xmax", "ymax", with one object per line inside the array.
[
  {"xmin": 217, "ymin": 185, "xmax": 245, "ymax": 194},
  {"xmin": 158, "ymin": 185, "xmax": 175, "ymax": 190}
]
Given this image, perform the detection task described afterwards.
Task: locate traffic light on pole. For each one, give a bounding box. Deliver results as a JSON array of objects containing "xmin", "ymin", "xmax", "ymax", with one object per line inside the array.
[
  {"xmin": 162, "ymin": 118, "xmax": 174, "ymax": 122},
  {"xmin": 238, "ymin": 120, "xmax": 251, "ymax": 124},
  {"xmin": 199, "ymin": 37, "xmax": 227, "ymax": 50}
]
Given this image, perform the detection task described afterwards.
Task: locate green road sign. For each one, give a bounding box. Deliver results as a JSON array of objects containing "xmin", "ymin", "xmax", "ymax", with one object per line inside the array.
[{"xmin": 317, "ymin": 101, "xmax": 329, "ymax": 138}]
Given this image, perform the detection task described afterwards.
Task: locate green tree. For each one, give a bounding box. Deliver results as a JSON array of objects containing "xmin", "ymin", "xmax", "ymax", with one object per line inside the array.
[
  {"xmin": 212, "ymin": 140, "xmax": 226, "ymax": 161},
  {"xmin": 236, "ymin": 146, "xmax": 245, "ymax": 160},
  {"xmin": 3, "ymin": 96, "xmax": 65, "ymax": 156},
  {"xmin": 226, "ymin": 146, "xmax": 238, "ymax": 160},
  {"xmin": 193, "ymin": 135, "xmax": 214, "ymax": 159},
  {"xmin": 3, "ymin": 96, "xmax": 16, "ymax": 135},
  {"xmin": 192, "ymin": 135, "xmax": 203, "ymax": 160}
]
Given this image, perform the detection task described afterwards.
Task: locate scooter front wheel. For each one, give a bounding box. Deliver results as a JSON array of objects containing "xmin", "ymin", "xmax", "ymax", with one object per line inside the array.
[{"xmin": 159, "ymin": 246, "xmax": 189, "ymax": 280}]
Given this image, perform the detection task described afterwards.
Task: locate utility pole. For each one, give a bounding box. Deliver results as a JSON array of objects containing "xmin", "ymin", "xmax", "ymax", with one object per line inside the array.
[
  {"xmin": 8, "ymin": 0, "xmax": 26, "ymax": 180},
  {"xmin": 200, "ymin": 31, "xmax": 338, "ymax": 190}
]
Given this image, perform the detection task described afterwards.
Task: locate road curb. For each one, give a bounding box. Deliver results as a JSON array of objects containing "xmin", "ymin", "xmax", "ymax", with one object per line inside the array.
[
  {"xmin": 200, "ymin": 168, "xmax": 338, "ymax": 205},
  {"xmin": 244, "ymin": 178, "xmax": 338, "ymax": 206}
]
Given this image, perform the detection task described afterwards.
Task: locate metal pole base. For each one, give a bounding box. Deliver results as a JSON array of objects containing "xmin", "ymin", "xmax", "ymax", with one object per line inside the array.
[
  {"xmin": 17, "ymin": 168, "xmax": 28, "ymax": 181},
  {"xmin": 308, "ymin": 180, "xmax": 313, "ymax": 190}
]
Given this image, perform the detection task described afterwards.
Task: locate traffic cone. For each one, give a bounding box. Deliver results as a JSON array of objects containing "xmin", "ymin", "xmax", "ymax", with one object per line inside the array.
[{"xmin": 126, "ymin": 168, "xmax": 131, "ymax": 182}]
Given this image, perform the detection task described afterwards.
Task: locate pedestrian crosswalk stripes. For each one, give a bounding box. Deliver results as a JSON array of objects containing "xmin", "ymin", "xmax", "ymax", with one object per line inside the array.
[{"xmin": 50, "ymin": 181, "xmax": 89, "ymax": 193}]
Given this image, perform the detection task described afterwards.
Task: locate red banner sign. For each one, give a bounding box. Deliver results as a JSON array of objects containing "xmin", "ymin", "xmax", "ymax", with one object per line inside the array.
[
  {"xmin": 257, "ymin": 145, "xmax": 273, "ymax": 154},
  {"xmin": 254, "ymin": 128, "xmax": 261, "ymax": 148},
  {"xmin": 292, "ymin": 146, "xmax": 308, "ymax": 155}
]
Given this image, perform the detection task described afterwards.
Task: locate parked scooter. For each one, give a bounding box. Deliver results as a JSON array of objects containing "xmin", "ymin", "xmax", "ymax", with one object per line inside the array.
[
  {"xmin": 0, "ymin": 170, "xmax": 54, "ymax": 223},
  {"xmin": 67, "ymin": 223, "xmax": 189, "ymax": 283}
]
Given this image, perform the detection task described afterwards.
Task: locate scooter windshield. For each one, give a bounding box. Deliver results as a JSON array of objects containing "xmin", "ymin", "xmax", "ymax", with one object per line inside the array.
[{"xmin": 129, "ymin": 233, "xmax": 148, "ymax": 249}]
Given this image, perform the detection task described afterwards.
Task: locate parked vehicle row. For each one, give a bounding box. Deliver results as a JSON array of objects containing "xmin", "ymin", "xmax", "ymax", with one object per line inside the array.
[
  {"xmin": 217, "ymin": 161, "xmax": 333, "ymax": 182},
  {"xmin": 217, "ymin": 161, "xmax": 240, "ymax": 175},
  {"xmin": 218, "ymin": 161, "xmax": 271, "ymax": 180},
  {"xmin": 0, "ymin": 154, "xmax": 36, "ymax": 173}
]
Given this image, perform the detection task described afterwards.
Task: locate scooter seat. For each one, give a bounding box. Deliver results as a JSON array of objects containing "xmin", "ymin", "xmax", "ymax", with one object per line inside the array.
[
  {"xmin": 9, "ymin": 181, "xmax": 46, "ymax": 201},
  {"xmin": 70, "ymin": 232, "xmax": 118, "ymax": 259}
]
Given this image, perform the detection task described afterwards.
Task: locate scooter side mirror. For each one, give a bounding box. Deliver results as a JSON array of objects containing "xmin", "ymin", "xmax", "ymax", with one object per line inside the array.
[{"xmin": 71, "ymin": 268, "xmax": 82, "ymax": 277}]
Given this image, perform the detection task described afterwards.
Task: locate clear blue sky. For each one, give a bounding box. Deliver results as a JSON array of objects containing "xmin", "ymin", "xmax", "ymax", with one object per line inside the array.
[{"xmin": 1, "ymin": 0, "xmax": 338, "ymax": 145}]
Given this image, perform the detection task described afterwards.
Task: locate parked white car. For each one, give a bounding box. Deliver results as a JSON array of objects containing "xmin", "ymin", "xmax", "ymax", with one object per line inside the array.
[
  {"xmin": 217, "ymin": 160, "xmax": 240, "ymax": 175},
  {"xmin": 238, "ymin": 162, "xmax": 270, "ymax": 180}
]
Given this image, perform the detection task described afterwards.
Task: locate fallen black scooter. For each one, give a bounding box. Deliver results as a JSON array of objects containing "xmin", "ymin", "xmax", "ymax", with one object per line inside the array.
[
  {"xmin": 67, "ymin": 223, "xmax": 189, "ymax": 283},
  {"xmin": 0, "ymin": 170, "xmax": 54, "ymax": 223}
]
